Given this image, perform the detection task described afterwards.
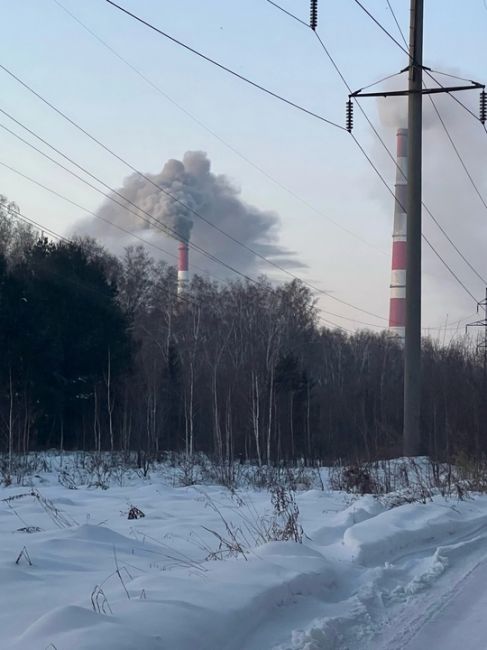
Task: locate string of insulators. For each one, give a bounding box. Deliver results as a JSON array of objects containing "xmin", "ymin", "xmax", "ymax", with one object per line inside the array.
[
  {"xmin": 310, "ymin": 0, "xmax": 318, "ymax": 31},
  {"xmin": 346, "ymin": 100, "xmax": 354, "ymax": 133},
  {"xmin": 480, "ymin": 90, "xmax": 487, "ymax": 125}
]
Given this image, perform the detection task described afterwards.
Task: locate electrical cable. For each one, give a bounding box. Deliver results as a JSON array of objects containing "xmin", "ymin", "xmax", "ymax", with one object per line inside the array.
[
  {"xmin": 352, "ymin": 0, "xmax": 483, "ymax": 124},
  {"xmin": 0, "ymin": 153, "xmax": 364, "ymax": 329},
  {"xmin": 6, "ymin": 198, "xmax": 352, "ymax": 330},
  {"xmin": 0, "ymin": 157, "xmax": 202, "ymax": 273},
  {"xmin": 351, "ymin": 133, "xmax": 479, "ymax": 303},
  {"xmin": 0, "ymin": 113, "xmax": 258, "ymax": 284},
  {"xmin": 103, "ymin": 0, "xmax": 346, "ymax": 131},
  {"xmin": 386, "ymin": 0, "xmax": 406, "ymax": 47},
  {"xmin": 265, "ymin": 0, "xmax": 482, "ymax": 309},
  {"xmin": 265, "ymin": 0, "xmax": 308, "ymax": 26},
  {"xmin": 385, "ymin": 1, "xmax": 487, "ymax": 286},
  {"xmin": 425, "ymin": 70, "xmax": 482, "ymax": 123},
  {"xmin": 318, "ymin": 307, "xmax": 383, "ymax": 330},
  {"xmin": 0, "ymin": 68, "xmax": 388, "ymax": 322},
  {"xmin": 9, "ymin": 209, "xmax": 68, "ymax": 243},
  {"xmin": 4, "ymin": 202, "xmax": 205, "ymax": 310},
  {"xmin": 313, "ymin": 35, "xmax": 486, "ymax": 294},
  {"xmin": 52, "ymin": 0, "xmax": 386, "ymax": 256},
  {"xmin": 351, "ymin": 0, "xmax": 411, "ymax": 59}
]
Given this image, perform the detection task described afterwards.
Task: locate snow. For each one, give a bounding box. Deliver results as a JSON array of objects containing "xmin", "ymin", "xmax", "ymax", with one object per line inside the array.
[{"xmin": 2, "ymin": 455, "xmax": 487, "ymax": 649}]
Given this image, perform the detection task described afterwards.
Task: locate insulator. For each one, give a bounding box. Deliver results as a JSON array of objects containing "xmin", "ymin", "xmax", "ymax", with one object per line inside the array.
[
  {"xmin": 310, "ymin": 0, "xmax": 318, "ymax": 31},
  {"xmin": 480, "ymin": 90, "xmax": 487, "ymax": 125},
  {"xmin": 346, "ymin": 99, "xmax": 354, "ymax": 133}
]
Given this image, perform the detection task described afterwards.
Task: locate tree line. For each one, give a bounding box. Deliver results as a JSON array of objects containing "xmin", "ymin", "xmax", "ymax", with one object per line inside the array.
[{"xmin": 1, "ymin": 199, "xmax": 485, "ymax": 463}]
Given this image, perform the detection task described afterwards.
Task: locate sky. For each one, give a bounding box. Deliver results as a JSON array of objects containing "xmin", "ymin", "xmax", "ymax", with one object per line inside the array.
[{"xmin": 0, "ymin": 0, "xmax": 486, "ymax": 338}]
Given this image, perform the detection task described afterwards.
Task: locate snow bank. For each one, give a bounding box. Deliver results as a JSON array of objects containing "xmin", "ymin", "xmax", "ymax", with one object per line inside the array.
[
  {"xmin": 2, "ymin": 458, "xmax": 487, "ymax": 649},
  {"xmin": 343, "ymin": 498, "xmax": 487, "ymax": 565}
]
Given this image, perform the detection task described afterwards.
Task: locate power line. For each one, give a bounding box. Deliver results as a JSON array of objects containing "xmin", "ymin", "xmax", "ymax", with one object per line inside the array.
[
  {"xmin": 4, "ymin": 202, "xmax": 208, "ymax": 310},
  {"xmin": 304, "ymin": 18, "xmax": 485, "ymax": 296},
  {"xmin": 352, "ymin": 0, "xmax": 483, "ymax": 125},
  {"xmin": 0, "ymin": 158, "xmax": 189, "ymax": 269},
  {"xmin": 319, "ymin": 316, "xmax": 353, "ymax": 334},
  {"xmin": 52, "ymin": 0, "xmax": 386, "ymax": 258},
  {"xmin": 0, "ymin": 67, "xmax": 388, "ymax": 323},
  {"xmin": 425, "ymin": 70, "xmax": 482, "ymax": 123},
  {"xmin": 0, "ymin": 112, "xmax": 259, "ymax": 284},
  {"xmin": 263, "ymin": 0, "xmax": 481, "ymax": 309},
  {"xmin": 351, "ymin": 0, "xmax": 410, "ymax": 58},
  {"xmin": 318, "ymin": 308, "xmax": 383, "ymax": 330},
  {"xmin": 0, "ymin": 154, "xmax": 359, "ymax": 330},
  {"xmin": 6, "ymin": 197, "xmax": 353, "ymax": 331},
  {"xmin": 386, "ymin": 0, "xmax": 407, "ymax": 47},
  {"xmin": 267, "ymin": 1, "xmax": 482, "ymax": 330},
  {"xmin": 351, "ymin": 133, "xmax": 479, "ymax": 303},
  {"xmin": 385, "ymin": 0, "xmax": 487, "ymax": 286},
  {"xmin": 10, "ymin": 138, "xmax": 447, "ymax": 335},
  {"xmin": 312, "ymin": 40, "xmax": 484, "ymax": 295},
  {"xmin": 9, "ymin": 209, "xmax": 68, "ymax": 243},
  {"xmin": 103, "ymin": 0, "xmax": 345, "ymax": 131},
  {"xmin": 423, "ymin": 312, "xmax": 478, "ymax": 332},
  {"xmin": 0, "ymin": 68, "xmax": 261, "ymax": 282},
  {"xmin": 264, "ymin": 0, "xmax": 308, "ymax": 26}
]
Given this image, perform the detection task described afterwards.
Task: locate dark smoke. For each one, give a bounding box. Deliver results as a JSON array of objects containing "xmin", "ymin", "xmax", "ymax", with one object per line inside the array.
[{"xmin": 74, "ymin": 151, "xmax": 303, "ymax": 276}]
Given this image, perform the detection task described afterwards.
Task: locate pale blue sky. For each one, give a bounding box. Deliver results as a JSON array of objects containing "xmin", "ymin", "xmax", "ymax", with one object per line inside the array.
[{"xmin": 0, "ymin": 0, "xmax": 486, "ymax": 335}]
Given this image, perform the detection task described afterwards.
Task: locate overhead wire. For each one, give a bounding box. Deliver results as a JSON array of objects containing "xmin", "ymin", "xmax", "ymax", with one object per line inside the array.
[
  {"xmin": 0, "ymin": 145, "xmax": 360, "ymax": 329},
  {"xmin": 9, "ymin": 208, "xmax": 68, "ymax": 243},
  {"xmin": 356, "ymin": 0, "xmax": 483, "ymax": 125},
  {"xmin": 314, "ymin": 5, "xmax": 485, "ymax": 297},
  {"xmin": 4, "ymin": 201, "xmax": 210, "ymax": 310},
  {"xmin": 51, "ymin": 0, "xmax": 386, "ymax": 257},
  {"xmin": 103, "ymin": 0, "xmax": 346, "ymax": 131},
  {"xmin": 0, "ymin": 156, "xmax": 199, "ymax": 273},
  {"xmin": 351, "ymin": 0, "xmax": 411, "ymax": 59},
  {"xmin": 0, "ymin": 64, "xmax": 388, "ymax": 323},
  {"xmin": 350, "ymin": 132, "xmax": 479, "ymax": 303},
  {"xmin": 314, "ymin": 35, "xmax": 487, "ymax": 289},
  {"xmin": 263, "ymin": 0, "xmax": 482, "ymax": 308},
  {"xmin": 385, "ymin": 0, "xmax": 487, "ymax": 285},
  {"xmin": 268, "ymin": 0, "xmax": 485, "ymax": 330},
  {"xmin": 425, "ymin": 70, "xmax": 483, "ymax": 123},
  {"xmin": 1, "ymin": 157, "xmax": 352, "ymax": 329},
  {"xmin": 0, "ymin": 110, "xmax": 258, "ymax": 283},
  {"xmin": 6, "ymin": 195, "xmax": 351, "ymax": 331},
  {"xmin": 267, "ymin": 0, "xmax": 483, "ymax": 315}
]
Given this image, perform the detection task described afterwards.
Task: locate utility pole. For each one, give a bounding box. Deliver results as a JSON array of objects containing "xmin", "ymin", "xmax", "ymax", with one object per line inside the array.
[
  {"xmin": 348, "ymin": 1, "xmax": 485, "ymax": 457},
  {"xmin": 403, "ymin": 0, "xmax": 423, "ymax": 456},
  {"xmin": 467, "ymin": 290, "xmax": 487, "ymax": 453}
]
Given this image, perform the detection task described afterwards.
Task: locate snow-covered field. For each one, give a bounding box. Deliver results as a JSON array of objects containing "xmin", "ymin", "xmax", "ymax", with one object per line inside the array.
[{"xmin": 1, "ymin": 456, "xmax": 487, "ymax": 649}]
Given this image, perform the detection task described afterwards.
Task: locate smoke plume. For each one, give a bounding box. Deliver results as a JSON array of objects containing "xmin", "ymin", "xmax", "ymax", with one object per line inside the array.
[{"xmin": 74, "ymin": 151, "xmax": 302, "ymax": 277}]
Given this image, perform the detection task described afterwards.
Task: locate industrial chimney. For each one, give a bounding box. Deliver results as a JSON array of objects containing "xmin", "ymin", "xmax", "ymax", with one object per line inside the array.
[
  {"xmin": 389, "ymin": 127, "xmax": 408, "ymax": 342},
  {"xmin": 177, "ymin": 240, "xmax": 189, "ymax": 294}
]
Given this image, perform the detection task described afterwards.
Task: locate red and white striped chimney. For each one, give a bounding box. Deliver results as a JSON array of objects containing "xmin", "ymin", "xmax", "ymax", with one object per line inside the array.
[
  {"xmin": 177, "ymin": 241, "xmax": 189, "ymax": 294},
  {"xmin": 389, "ymin": 127, "xmax": 408, "ymax": 342}
]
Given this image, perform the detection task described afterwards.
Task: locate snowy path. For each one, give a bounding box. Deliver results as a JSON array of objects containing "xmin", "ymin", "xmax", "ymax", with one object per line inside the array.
[
  {"xmin": 376, "ymin": 554, "xmax": 487, "ymax": 650},
  {"xmin": 403, "ymin": 559, "xmax": 487, "ymax": 650}
]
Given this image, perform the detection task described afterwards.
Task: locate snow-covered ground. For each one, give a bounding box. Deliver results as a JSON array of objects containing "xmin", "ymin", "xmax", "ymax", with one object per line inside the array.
[{"xmin": 1, "ymin": 456, "xmax": 487, "ymax": 649}]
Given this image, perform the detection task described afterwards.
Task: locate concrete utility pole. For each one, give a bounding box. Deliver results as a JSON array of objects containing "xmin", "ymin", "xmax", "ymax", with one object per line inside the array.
[
  {"xmin": 404, "ymin": 0, "xmax": 424, "ymax": 456},
  {"xmin": 467, "ymin": 290, "xmax": 487, "ymax": 452}
]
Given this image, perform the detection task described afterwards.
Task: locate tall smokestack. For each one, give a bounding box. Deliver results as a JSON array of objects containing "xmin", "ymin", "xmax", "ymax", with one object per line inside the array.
[
  {"xmin": 178, "ymin": 240, "xmax": 189, "ymax": 294},
  {"xmin": 389, "ymin": 128, "xmax": 408, "ymax": 342}
]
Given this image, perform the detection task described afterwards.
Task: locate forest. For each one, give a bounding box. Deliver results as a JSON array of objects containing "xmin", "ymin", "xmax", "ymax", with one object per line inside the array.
[{"xmin": 0, "ymin": 198, "xmax": 485, "ymax": 465}]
